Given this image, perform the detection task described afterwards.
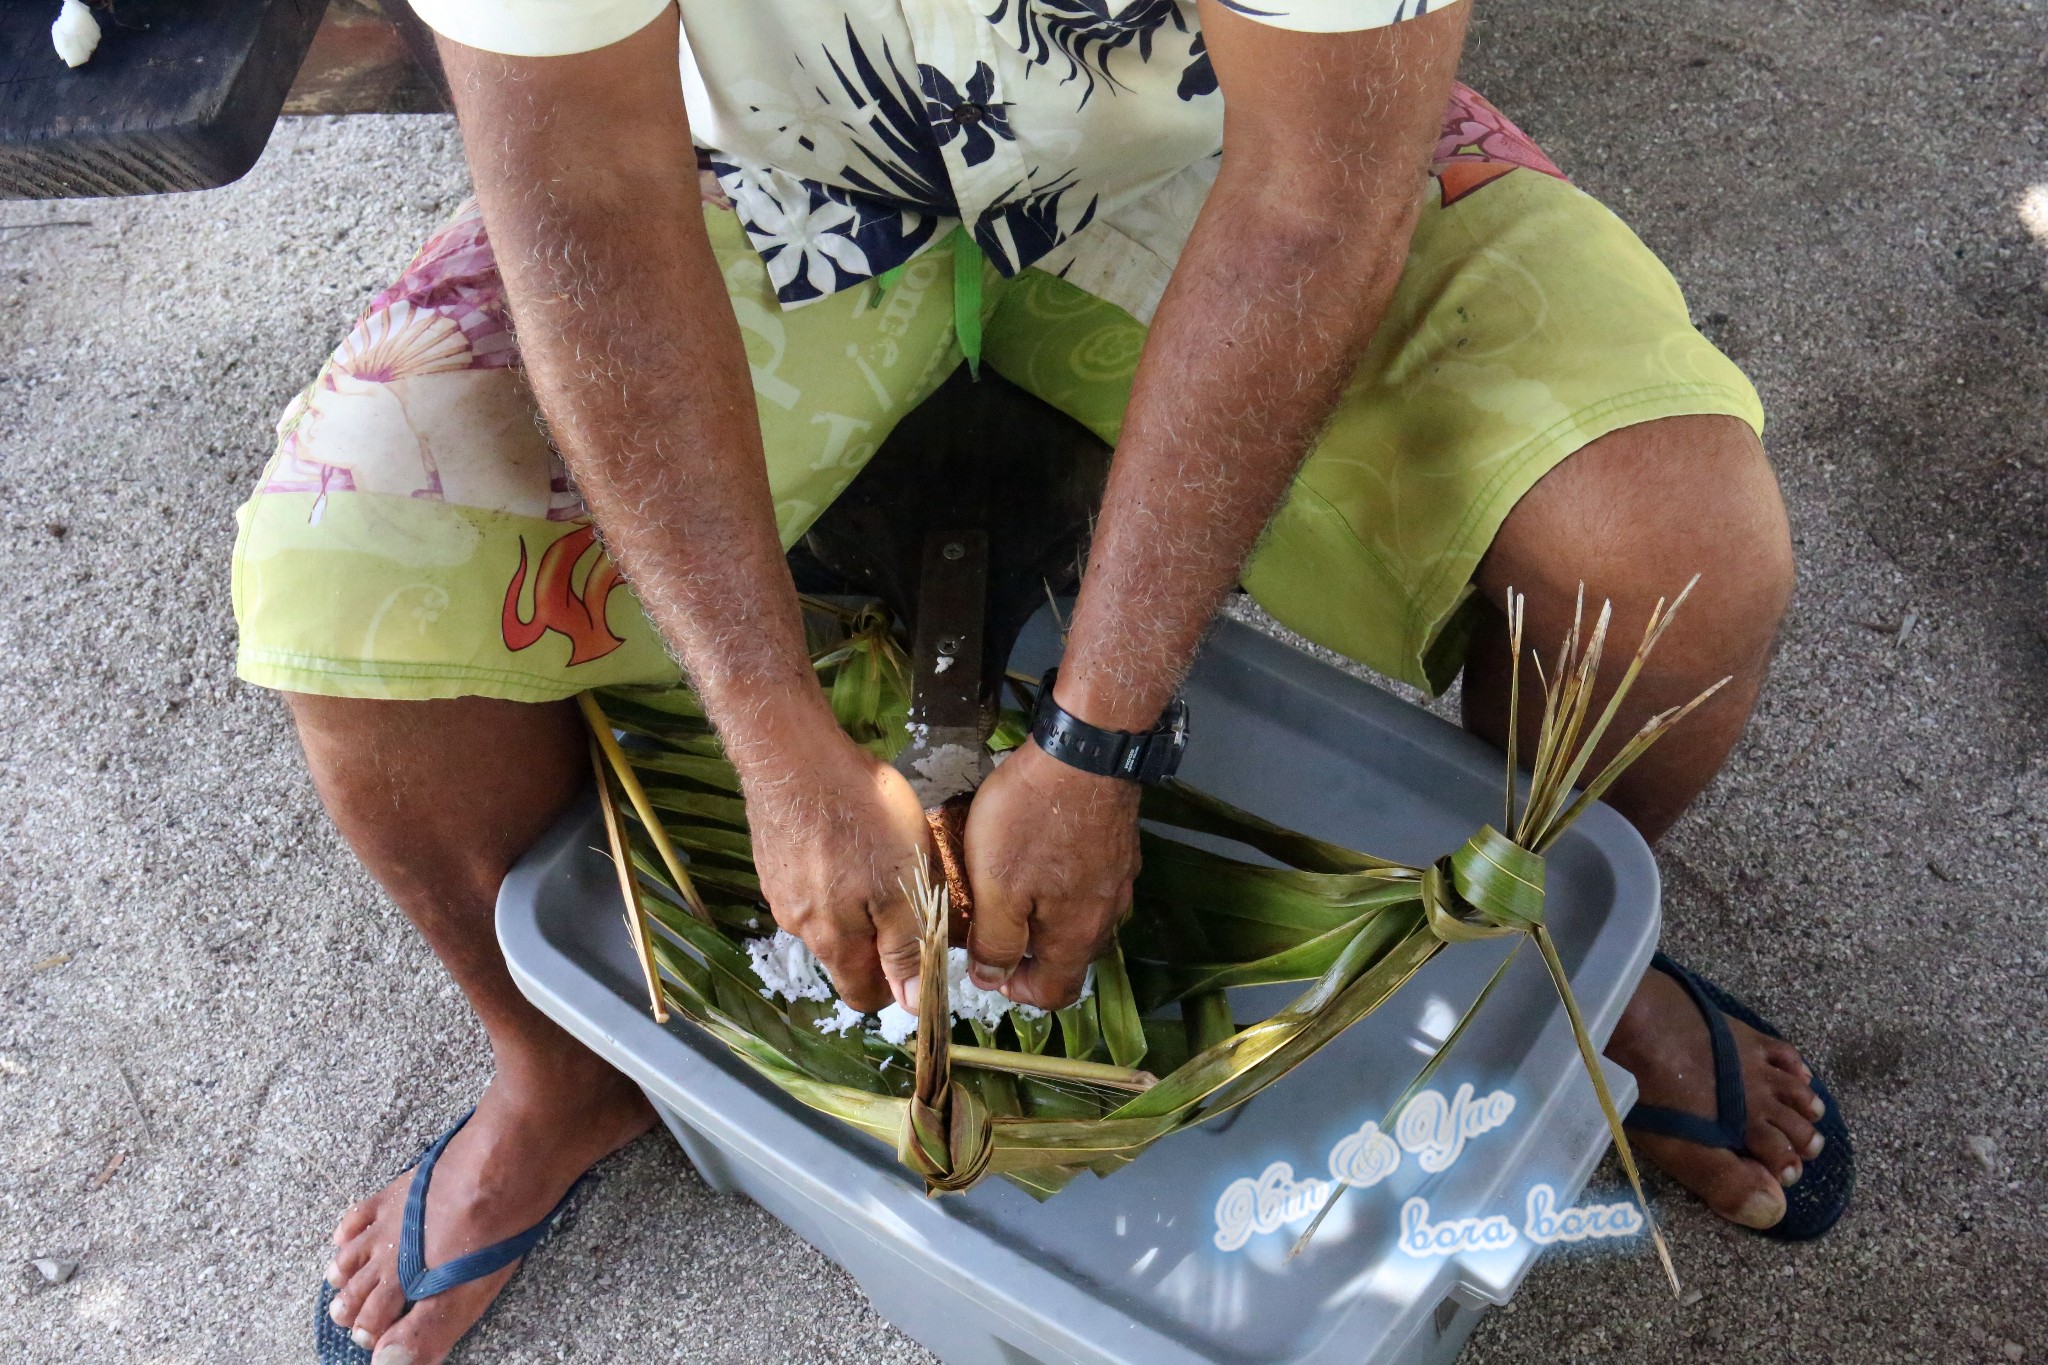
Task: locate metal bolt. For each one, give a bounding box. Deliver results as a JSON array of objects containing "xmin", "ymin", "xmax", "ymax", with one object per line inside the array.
[
  {"xmin": 941, "ymin": 541, "xmax": 965, "ymax": 561},
  {"xmin": 937, "ymin": 637, "xmax": 960, "ymax": 657}
]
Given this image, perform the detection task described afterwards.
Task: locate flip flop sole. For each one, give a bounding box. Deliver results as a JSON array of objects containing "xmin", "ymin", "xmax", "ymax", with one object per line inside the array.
[{"xmin": 314, "ymin": 1279, "xmax": 374, "ymax": 1364}]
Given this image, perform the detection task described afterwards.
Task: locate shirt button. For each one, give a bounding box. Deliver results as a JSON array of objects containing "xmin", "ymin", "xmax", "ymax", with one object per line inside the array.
[{"xmin": 951, "ymin": 102, "xmax": 986, "ymax": 126}]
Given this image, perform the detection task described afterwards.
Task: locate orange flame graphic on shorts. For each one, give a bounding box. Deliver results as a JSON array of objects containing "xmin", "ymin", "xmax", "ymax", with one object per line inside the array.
[{"xmin": 502, "ymin": 524, "xmax": 627, "ymax": 666}]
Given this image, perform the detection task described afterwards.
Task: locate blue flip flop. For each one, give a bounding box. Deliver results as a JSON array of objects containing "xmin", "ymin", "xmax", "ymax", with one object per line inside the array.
[
  {"xmin": 313, "ymin": 1110, "xmax": 595, "ymax": 1362},
  {"xmin": 1624, "ymin": 953, "xmax": 1853, "ymax": 1241}
]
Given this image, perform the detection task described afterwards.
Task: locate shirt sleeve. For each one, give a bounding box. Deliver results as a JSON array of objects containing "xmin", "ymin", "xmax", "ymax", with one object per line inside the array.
[
  {"xmin": 409, "ymin": 0, "xmax": 673, "ymax": 57},
  {"xmin": 1212, "ymin": 0, "xmax": 1467, "ymax": 35}
]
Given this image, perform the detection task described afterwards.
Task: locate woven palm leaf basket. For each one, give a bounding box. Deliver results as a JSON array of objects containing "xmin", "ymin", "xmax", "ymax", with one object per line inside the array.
[{"xmin": 580, "ymin": 586, "xmax": 1718, "ymax": 1283}]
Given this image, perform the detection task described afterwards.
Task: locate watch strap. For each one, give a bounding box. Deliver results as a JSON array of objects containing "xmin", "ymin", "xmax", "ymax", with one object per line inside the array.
[{"xmin": 1028, "ymin": 668, "xmax": 1187, "ymax": 784}]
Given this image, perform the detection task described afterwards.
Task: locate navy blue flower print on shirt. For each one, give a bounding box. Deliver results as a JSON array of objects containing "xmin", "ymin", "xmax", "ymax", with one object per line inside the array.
[
  {"xmin": 919, "ymin": 62, "xmax": 1015, "ymax": 167},
  {"xmin": 974, "ymin": 172, "xmax": 1099, "ymax": 271},
  {"xmin": 988, "ymin": 0, "xmax": 1187, "ymax": 106},
  {"xmin": 823, "ymin": 21, "xmax": 958, "ymax": 215},
  {"xmin": 1176, "ymin": 31, "xmax": 1214, "ymax": 101}
]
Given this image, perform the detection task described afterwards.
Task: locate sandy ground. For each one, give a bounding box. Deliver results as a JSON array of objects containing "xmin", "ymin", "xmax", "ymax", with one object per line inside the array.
[{"xmin": 2, "ymin": 1, "xmax": 2045, "ymax": 1361}]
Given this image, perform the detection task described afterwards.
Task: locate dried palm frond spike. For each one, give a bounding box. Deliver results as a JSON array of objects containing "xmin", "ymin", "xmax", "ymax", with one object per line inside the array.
[
  {"xmin": 581, "ymin": 585, "xmax": 1723, "ymax": 1294},
  {"xmin": 588, "ymin": 734, "xmax": 668, "ymax": 1024}
]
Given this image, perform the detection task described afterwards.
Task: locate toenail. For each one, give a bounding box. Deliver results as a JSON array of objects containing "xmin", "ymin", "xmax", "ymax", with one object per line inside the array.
[
  {"xmin": 1735, "ymin": 1190, "xmax": 1782, "ymax": 1228},
  {"xmin": 1806, "ymin": 1133, "xmax": 1825, "ymax": 1159},
  {"xmin": 1780, "ymin": 1164, "xmax": 1802, "ymax": 1186},
  {"xmin": 372, "ymin": 1347, "xmax": 414, "ymax": 1365},
  {"xmin": 1808, "ymin": 1096, "xmax": 1826, "ymax": 1120},
  {"xmin": 351, "ymin": 1328, "xmax": 374, "ymax": 1350},
  {"xmin": 324, "ymin": 1262, "xmax": 342, "ymax": 1289},
  {"xmin": 328, "ymin": 1295, "xmax": 350, "ymax": 1326}
]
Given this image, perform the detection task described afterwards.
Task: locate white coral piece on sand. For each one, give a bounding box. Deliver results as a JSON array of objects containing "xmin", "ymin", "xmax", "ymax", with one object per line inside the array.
[{"xmin": 52, "ymin": 1, "xmax": 100, "ymax": 68}]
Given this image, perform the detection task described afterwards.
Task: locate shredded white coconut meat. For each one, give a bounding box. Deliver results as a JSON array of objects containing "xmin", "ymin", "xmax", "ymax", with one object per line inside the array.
[
  {"xmin": 814, "ymin": 1000, "xmax": 868, "ymax": 1037},
  {"xmin": 745, "ymin": 929, "xmax": 834, "ymax": 1003},
  {"xmin": 742, "ymin": 929, "xmax": 1092, "ymax": 1041},
  {"xmin": 873, "ymin": 1002, "xmax": 919, "ymax": 1045}
]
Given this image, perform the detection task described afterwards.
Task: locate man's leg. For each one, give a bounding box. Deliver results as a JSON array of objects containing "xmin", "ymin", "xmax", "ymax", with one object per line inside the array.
[
  {"xmin": 296, "ymin": 694, "xmax": 654, "ymax": 1362},
  {"xmin": 1465, "ymin": 412, "xmax": 1821, "ymax": 1229},
  {"xmin": 987, "ymin": 87, "xmax": 1828, "ymax": 1232},
  {"xmin": 235, "ymin": 193, "xmax": 976, "ymax": 1361}
]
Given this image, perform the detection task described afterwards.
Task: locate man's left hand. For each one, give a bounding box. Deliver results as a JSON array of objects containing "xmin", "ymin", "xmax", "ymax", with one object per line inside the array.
[{"xmin": 961, "ymin": 740, "xmax": 1140, "ymax": 1009}]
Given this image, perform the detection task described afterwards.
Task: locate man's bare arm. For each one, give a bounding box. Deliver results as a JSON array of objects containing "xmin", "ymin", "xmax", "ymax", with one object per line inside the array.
[
  {"xmin": 1062, "ymin": 1, "xmax": 1469, "ymax": 729},
  {"xmin": 440, "ymin": 16, "xmax": 929, "ymax": 1011},
  {"xmin": 965, "ymin": 2, "xmax": 1469, "ymax": 1004}
]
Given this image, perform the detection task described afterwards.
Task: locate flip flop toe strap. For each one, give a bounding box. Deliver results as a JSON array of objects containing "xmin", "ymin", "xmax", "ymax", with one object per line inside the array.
[
  {"xmin": 397, "ymin": 1109, "xmax": 592, "ymax": 1303},
  {"xmin": 1622, "ymin": 953, "xmax": 1750, "ymax": 1151}
]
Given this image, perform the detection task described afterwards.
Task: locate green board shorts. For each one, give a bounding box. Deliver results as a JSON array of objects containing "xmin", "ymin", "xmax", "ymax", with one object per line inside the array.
[{"xmin": 232, "ymin": 85, "xmax": 1762, "ymax": 704}]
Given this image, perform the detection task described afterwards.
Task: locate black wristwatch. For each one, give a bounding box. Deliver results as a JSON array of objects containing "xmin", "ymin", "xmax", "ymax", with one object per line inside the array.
[{"xmin": 1028, "ymin": 668, "xmax": 1188, "ymax": 784}]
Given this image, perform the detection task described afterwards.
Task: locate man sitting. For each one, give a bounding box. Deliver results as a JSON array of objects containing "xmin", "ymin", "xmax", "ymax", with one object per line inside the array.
[{"xmin": 233, "ymin": 3, "xmax": 1828, "ymax": 1361}]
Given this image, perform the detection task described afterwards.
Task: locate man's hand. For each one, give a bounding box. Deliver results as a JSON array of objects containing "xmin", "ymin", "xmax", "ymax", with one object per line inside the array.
[
  {"xmin": 743, "ymin": 726, "xmax": 933, "ymax": 1013},
  {"xmin": 961, "ymin": 740, "xmax": 1140, "ymax": 1009}
]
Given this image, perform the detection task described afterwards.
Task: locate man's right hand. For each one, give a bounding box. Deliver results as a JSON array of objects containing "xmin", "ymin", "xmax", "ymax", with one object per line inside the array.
[{"xmin": 739, "ymin": 714, "xmax": 933, "ymax": 1014}]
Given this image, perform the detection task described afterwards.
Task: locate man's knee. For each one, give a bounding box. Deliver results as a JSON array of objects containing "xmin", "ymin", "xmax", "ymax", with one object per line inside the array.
[
  {"xmin": 281, "ymin": 691, "xmax": 586, "ymax": 901},
  {"xmin": 1486, "ymin": 414, "xmax": 1793, "ymax": 677},
  {"xmin": 283, "ymin": 691, "xmax": 436, "ymax": 816}
]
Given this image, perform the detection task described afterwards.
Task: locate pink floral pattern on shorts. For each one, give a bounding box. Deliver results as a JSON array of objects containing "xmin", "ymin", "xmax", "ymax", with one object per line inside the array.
[
  {"xmin": 1431, "ymin": 85, "xmax": 1568, "ymax": 207},
  {"xmin": 265, "ymin": 173, "xmax": 740, "ymax": 518}
]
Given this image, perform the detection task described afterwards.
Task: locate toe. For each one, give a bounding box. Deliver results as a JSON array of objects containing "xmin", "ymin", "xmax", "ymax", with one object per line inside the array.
[
  {"xmin": 1768, "ymin": 1068, "xmax": 1826, "ymax": 1126},
  {"xmin": 1710, "ymin": 1160, "xmax": 1789, "ymax": 1229},
  {"xmin": 328, "ymin": 1235, "xmax": 373, "ymax": 1288},
  {"xmin": 1799, "ymin": 1084, "xmax": 1826, "ymax": 1122},
  {"xmin": 333, "ymin": 1198, "xmax": 379, "ymax": 1247},
  {"xmin": 1682, "ymin": 1142, "xmax": 1787, "ymax": 1228},
  {"xmin": 1630, "ymin": 1130, "xmax": 1787, "ymax": 1230},
  {"xmin": 1701, "ymin": 1152, "xmax": 1787, "ymax": 1227},
  {"xmin": 353, "ymin": 1275, "xmax": 407, "ymax": 1344},
  {"xmin": 370, "ymin": 1265, "xmax": 519, "ymax": 1365},
  {"xmin": 1759, "ymin": 1092, "xmax": 1822, "ymax": 1163},
  {"xmin": 1744, "ymin": 1106, "xmax": 1805, "ymax": 1187},
  {"xmin": 333, "ymin": 1262, "xmax": 383, "ymax": 1329},
  {"xmin": 1760, "ymin": 1037, "xmax": 1809, "ymax": 1079}
]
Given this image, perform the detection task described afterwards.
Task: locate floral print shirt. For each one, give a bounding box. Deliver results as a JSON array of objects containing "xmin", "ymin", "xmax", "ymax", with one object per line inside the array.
[{"xmin": 413, "ymin": 0, "xmax": 1463, "ymax": 321}]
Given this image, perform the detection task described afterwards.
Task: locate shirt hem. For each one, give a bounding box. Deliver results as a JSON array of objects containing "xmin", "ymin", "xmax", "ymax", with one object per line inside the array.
[{"xmin": 410, "ymin": 0, "xmax": 671, "ymax": 58}]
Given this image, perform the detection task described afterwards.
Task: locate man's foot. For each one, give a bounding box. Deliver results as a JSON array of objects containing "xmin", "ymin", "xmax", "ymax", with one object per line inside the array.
[
  {"xmin": 1606, "ymin": 964, "xmax": 1827, "ymax": 1230},
  {"xmin": 322, "ymin": 1049, "xmax": 655, "ymax": 1364}
]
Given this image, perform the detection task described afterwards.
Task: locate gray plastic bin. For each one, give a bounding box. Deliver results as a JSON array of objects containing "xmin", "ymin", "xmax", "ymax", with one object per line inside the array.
[{"xmin": 497, "ymin": 613, "xmax": 1661, "ymax": 1365}]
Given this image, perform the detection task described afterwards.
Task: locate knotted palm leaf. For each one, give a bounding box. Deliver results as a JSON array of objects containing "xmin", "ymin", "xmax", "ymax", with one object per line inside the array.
[{"xmin": 582, "ymin": 587, "xmax": 1720, "ymax": 1293}]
